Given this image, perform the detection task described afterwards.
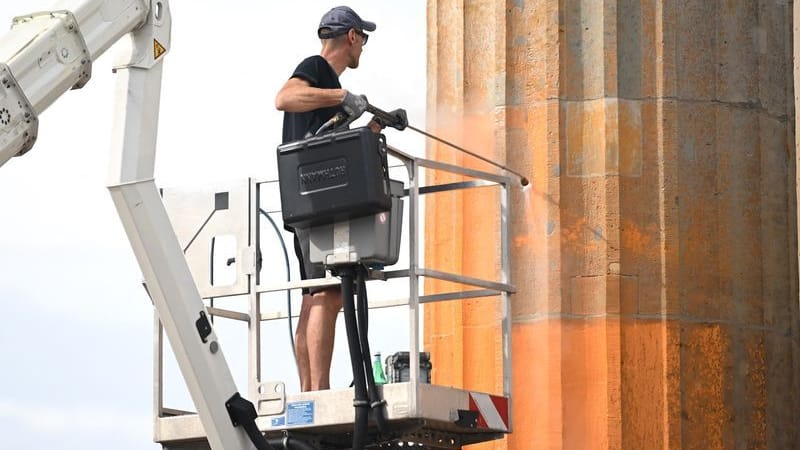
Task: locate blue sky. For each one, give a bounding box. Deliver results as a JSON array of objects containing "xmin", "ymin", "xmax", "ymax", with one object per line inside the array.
[{"xmin": 0, "ymin": 1, "xmax": 426, "ymax": 448}]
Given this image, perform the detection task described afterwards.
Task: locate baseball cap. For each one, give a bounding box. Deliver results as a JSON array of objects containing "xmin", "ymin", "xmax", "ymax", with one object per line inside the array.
[{"xmin": 318, "ymin": 6, "xmax": 376, "ymax": 39}]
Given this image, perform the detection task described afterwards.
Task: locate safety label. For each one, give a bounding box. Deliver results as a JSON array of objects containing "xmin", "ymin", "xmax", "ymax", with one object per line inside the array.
[
  {"xmin": 286, "ymin": 401, "xmax": 315, "ymax": 426},
  {"xmin": 154, "ymin": 39, "xmax": 166, "ymax": 59}
]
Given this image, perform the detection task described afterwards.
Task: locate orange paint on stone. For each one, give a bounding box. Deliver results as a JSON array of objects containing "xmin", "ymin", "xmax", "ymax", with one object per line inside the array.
[
  {"xmin": 509, "ymin": 318, "xmax": 687, "ymax": 449},
  {"xmin": 427, "ymin": 1, "xmax": 798, "ymax": 449}
]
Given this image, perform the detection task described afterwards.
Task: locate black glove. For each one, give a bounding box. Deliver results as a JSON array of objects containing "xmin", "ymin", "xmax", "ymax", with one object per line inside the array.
[
  {"xmin": 342, "ymin": 90, "xmax": 368, "ymax": 120},
  {"xmin": 374, "ymin": 108, "xmax": 408, "ymax": 131}
]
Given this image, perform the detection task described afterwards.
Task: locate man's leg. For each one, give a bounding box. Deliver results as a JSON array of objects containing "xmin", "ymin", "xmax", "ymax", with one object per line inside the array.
[
  {"xmin": 304, "ymin": 286, "xmax": 342, "ymax": 391},
  {"xmin": 291, "ymin": 232, "xmax": 315, "ymax": 392},
  {"xmin": 295, "ymin": 293, "xmax": 313, "ymax": 392},
  {"xmin": 291, "ymin": 228, "xmax": 343, "ymax": 391}
]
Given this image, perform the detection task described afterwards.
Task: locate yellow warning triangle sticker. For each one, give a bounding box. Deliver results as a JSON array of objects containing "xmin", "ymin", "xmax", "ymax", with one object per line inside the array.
[{"xmin": 154, "ymin": 39, "xmax": 166, "ymax": 59}]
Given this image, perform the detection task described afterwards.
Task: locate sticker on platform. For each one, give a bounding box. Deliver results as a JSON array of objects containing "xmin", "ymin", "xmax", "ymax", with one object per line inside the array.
[
  {"xmin": 271, "ymin": 416, "xmax": 286, "ymax": 427},
  {"xmin": 286, "ymin": 401, "xmax": 315, "ymax": 426}
]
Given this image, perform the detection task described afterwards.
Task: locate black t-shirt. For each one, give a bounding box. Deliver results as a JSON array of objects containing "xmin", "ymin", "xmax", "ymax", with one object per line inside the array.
[{"xmin": 281, "ymin": 55, "xmax": 346, "ymax": 143}]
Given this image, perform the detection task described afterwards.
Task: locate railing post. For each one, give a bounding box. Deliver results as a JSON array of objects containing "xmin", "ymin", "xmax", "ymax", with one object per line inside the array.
[{"xmin": 408, "ymin": 158, "xmax": 421, "ymax": 414}]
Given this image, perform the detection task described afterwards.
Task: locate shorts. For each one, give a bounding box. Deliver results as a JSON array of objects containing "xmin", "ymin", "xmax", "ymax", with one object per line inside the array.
[{"xmin": 292, "ymin": 227, "xmax": 336, "ymax": 295}]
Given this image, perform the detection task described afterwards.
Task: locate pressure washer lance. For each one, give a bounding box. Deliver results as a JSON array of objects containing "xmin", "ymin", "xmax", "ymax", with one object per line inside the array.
[{"xmin": 366, "ymin": 103, "xmax": 530, "ymax": 187}]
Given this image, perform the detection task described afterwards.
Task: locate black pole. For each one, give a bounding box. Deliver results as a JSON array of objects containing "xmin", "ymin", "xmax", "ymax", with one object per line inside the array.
[
  {"xmin": 356, "ymin": 267, "xmax": 388, "ymax": 431},
  {"xmin": 340, "ymin": 266, "xmax": 368, "ymax": 450}
]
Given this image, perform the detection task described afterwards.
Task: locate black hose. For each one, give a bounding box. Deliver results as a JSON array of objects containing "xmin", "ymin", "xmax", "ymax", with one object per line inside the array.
[
  {"xmin": 266, "ymin": 435, "xmax": 319, "ymax": 450},
  {"xmin": 258, "ymin": 208, "xmax": 297, "ymax": 369},
  {"xmin": 341, "ymin": 266, "xmax": 369, "ymax": 450},
  {"xmin": 209, "ymin": 236, "xmax": 216, "ymax": 324},
  {"xmin": 356, "ymin": 266, "xmax": 388, "ymax": 432},
  {"xmin": 243, "ymin": 422, "xmax": 277, "ymax": 450},
  {"xmin": 314, "ymin": 112, "xmax": 347, "ymax": 136}
]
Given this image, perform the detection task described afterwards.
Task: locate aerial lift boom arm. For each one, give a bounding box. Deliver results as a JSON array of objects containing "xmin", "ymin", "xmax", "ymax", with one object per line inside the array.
[
  {"xmin": 0, "ymin": 2, "xmax": 267, "ymax": 449},
  {"xmin": 0, "ymin": 0, "xmax": 146, "ymax": 165}
]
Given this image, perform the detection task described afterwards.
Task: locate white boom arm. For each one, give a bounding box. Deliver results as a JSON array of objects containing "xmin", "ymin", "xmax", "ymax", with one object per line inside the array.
[
  {"xmin": 0, "ymin": 2, "xmax": 266, "ymax": 449},
  {"xmin": 0, "ymin": 0, "xmax": 147, "ymax": 165}
]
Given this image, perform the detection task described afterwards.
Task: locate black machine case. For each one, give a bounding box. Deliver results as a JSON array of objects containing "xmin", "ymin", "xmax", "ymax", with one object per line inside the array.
[
  {"xmin": 277, "ymin": 127, "xmax": 391, "ymax": 228},
  {"xmin": 385, "ymin": 351, "xmax": 432, "ymax": 384}
]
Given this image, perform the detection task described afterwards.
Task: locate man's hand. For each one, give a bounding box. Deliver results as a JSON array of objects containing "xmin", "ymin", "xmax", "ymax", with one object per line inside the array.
[
  {"xmin": 367, "ymin": 118, "xmax": 383, "ymax": 133},
  {"xmin": 342, "ymin": 90, "xmax": 368, "ymax": 120}
]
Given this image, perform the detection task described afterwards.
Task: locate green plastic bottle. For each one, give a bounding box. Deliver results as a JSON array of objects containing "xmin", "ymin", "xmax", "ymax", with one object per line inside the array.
[{"xmin": 373, "ymin": 352, "xmax": 387, "ymax": 384}]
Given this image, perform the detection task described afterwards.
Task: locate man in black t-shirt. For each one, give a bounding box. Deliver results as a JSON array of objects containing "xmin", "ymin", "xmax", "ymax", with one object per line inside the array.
[{"xmin": 275, "ymin": 5, "xmax": 380, "ymax": 392}]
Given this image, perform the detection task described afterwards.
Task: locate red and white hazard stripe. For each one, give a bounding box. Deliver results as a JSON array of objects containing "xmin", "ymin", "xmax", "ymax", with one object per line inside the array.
[{"xmin": 468, "ymin": 392, "xmax": 509, "ymax": 431}]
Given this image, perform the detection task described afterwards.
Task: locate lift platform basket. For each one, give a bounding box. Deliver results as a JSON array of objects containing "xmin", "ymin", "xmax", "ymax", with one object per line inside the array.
[{"xmin": 277, "ymin": 127, "xmax": 391, "ymax": 228}]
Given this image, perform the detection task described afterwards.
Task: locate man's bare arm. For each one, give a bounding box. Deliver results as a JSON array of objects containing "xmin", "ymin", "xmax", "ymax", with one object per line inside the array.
[{"xmin": 275, "ymin": 78, "xmax": 346, "ymax": 112}]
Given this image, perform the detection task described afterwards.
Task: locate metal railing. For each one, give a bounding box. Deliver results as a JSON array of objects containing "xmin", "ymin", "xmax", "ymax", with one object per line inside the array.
[{"xmin": 153, "ymin": 144, "xmax": 515, "ymax": 436}]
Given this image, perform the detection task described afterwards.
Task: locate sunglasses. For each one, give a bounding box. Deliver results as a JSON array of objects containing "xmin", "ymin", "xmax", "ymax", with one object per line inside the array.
[{"xmin": 354, "ymin": 29, "xmax": 369, "ymax": 45}]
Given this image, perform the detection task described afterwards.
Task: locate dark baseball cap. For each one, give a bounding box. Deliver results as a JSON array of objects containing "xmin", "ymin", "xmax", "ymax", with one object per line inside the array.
[{"xmin": 317, "ymin": 6, "xmax": 376, "ymax": 39}]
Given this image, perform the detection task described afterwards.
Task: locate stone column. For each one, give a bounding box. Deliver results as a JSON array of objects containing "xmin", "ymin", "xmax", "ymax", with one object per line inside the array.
[{"xmin": 424, "ymin": 1, "xmax": 799, "ymax": 448}]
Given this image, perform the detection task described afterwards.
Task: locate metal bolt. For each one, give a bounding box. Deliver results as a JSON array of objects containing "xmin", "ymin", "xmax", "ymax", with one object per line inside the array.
[{"xmin": 209, "ymin": 340, "xmax": 219, "ymax": 354}]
